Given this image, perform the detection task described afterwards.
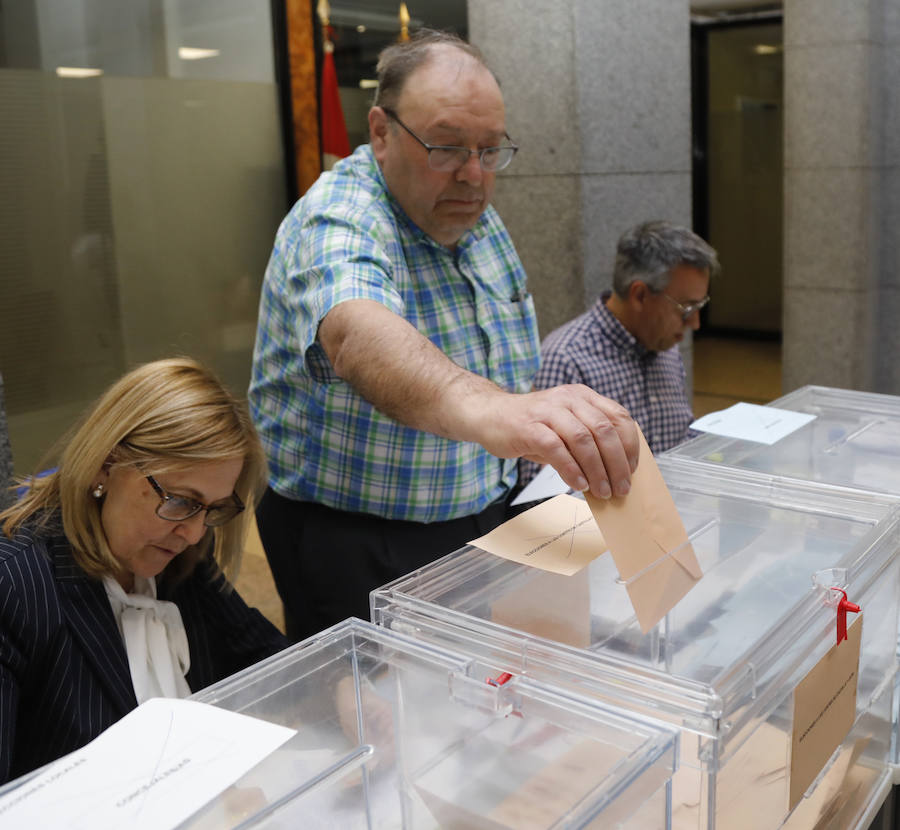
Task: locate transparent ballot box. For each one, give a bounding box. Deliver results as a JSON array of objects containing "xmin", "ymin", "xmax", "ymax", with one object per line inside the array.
[
  {"xmin": 371, "ymin": 460, "xmax": 900, "ymax": 830},
  {"xmin": 668, "ymin": 384, "xmax": 900, "ymax": 776},
  {"xmin": 666, "ymin": 384, "xmax": 900, "ymax": 500},
  {"xmin": 182, "ymin": 618, "xmax": 678, "ymax": 829}
]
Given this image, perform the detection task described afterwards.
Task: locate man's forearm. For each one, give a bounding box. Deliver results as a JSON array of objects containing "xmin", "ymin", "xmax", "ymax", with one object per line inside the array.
[
  {"xmin": 319, "ymin": 299, "xmax": 497, "ymax": 439},
  {"xmin": 318, "ymin": 298, "xmax": 638, "ymax": 498}
]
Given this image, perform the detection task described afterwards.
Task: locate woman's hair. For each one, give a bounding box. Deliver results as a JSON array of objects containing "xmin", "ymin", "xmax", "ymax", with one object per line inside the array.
[{"xmin": 1, "ymin": 357, "xmax": 266, "ymax": 585}]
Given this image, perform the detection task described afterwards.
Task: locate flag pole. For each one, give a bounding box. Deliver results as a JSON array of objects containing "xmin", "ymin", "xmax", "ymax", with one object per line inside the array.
[
  {"xmin": 316, "ymin": 0, "xmax": 351, "ymax": 168},
  {"xmin": 317, "ymin": 0, "xmax": 333, "ymax": 53},
  {"xmin": 398, "ymin": 3, "xmax": 410, "ymax": 42}
]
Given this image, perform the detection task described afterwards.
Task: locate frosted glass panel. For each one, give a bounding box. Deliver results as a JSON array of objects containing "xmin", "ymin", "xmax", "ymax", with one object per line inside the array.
[{"xmin": 0, "ymin": 1, "xmax": 287, "ymax": 471}]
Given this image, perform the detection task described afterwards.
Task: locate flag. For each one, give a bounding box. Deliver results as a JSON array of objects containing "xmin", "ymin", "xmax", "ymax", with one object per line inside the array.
[{"xmin": 320, "ymin": 44, "xmax": 351, "ymax": 169}]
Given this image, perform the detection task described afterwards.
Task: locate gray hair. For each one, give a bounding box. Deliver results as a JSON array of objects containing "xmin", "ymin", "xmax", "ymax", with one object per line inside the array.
[
  {"xmin": 612, "ymin": 220, "xmax": 720, "ymax": 296},
  {"xmin": 373, "ymin": 29, "xmax": 497, "ymax": 112}
]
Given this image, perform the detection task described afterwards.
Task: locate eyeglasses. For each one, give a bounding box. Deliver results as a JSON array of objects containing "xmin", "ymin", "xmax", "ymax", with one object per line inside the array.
[
  {"xmin": 660, "ymin": 292, "xmax": 710, "ymax": 321},
  {"xmin": 382, "ymin": 107, "xmax": 518, "ymax": 172},
  {"xmin": 146, "ymin": 475, "xmax": 244, "ymax": 527}
]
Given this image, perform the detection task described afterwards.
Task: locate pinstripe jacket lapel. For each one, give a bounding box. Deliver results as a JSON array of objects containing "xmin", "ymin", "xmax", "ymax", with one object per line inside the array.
[{"xmin": 50, "ymin": 537, "xmax": 138, "ymax": 717}]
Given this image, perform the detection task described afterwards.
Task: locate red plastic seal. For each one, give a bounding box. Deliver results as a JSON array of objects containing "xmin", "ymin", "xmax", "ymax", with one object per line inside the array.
[{"xmin": 832, "ymin": 587, "xmax": 860, "ymax": 645}]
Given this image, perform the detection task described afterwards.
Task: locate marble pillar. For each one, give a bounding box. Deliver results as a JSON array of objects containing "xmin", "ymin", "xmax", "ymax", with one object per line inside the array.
[
  {"xmin": 468, "ymin": 0, "xmax": 695, "ymax": 385},
  {"xmin": 783, "ymin": 0, "xmax": 899, "ymax": 393}
]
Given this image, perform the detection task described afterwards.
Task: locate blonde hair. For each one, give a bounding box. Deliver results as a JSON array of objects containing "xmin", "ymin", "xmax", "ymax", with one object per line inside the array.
[{"xmin": 1, "ymin": 357, "xmax": 266, "ymax": 585}]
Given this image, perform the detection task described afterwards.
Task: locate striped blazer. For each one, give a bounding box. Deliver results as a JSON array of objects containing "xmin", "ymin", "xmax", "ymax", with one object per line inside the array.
[{"xmin": 0, "ymin": 520, "xmax": 289, "ymax": 784}]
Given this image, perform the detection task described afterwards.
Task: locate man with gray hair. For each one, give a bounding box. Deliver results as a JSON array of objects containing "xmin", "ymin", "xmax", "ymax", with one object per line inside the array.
[{"xmin": 520, "ymin": 221, "xmax": 718, "ymax": 486}]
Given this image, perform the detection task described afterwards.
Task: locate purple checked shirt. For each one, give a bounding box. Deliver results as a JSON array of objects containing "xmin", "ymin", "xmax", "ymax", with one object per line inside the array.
[{"xmin": 519, "ymin": 292, "xmax": 694, "ymax": 486}]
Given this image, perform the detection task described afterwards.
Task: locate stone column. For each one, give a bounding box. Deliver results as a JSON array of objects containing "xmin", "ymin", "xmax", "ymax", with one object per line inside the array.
[
  {"xmin": 878, "ymin": 0, "xmax": 900, "ymax": 391},
  {"xmin": 783, "ymin": 0, "xmax": 896, "ymax": 393},
  {"xmin": 468, "ymin": 0, "xmax": 694, "ymax": 378}
]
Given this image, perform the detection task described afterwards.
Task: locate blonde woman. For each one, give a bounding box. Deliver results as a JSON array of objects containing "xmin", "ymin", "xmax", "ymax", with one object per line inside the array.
[{"xmin": 0, "ymin": 358, "xmax": 289, "ymax": 784}]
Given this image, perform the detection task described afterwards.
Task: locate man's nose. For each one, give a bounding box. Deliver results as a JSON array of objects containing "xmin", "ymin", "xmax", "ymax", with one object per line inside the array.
[
  {"xmin": 455, "ymin": 152, "xmax": 484, "ymax": 185},
  {"xmin": 686, "ymin": 309, "xmax": 702, "ymax": 331}
]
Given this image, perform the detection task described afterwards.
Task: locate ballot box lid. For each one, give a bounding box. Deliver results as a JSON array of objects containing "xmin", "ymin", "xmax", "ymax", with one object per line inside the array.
[{"xmin": 667, "ymin": 384, "xmax": 900, "ymax": 501}]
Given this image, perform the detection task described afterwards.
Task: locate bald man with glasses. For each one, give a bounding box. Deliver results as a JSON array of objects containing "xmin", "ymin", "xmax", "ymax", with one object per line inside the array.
[
  {"xmin": 250, "ymin": 29, "xmax": 640, "ymax": 641},
  {"xmin": 519, "ymin": 221, "xmax": 720, "ymax": 489}
]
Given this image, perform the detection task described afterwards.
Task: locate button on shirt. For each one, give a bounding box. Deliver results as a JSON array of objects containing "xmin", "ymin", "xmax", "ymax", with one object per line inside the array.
[
  {"xmin": 519, "ymin": 293, "xmax": 693, "ymax": 485},
  {"xmin": 250, "ymin": 144, "xmax": 540, "ymax": 523}
]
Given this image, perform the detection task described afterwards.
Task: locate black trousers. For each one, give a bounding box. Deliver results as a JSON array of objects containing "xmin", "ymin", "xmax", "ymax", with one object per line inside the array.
[{"xmin": 256, "ymin": 488, "xmax": 511, "ymax": 643}]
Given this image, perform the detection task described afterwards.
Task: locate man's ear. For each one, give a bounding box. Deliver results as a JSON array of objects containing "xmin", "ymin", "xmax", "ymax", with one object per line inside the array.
[
  {"xmin": 369, "ymin": 107, "xmax": 390, "ymax": 159},
  {"xmin": 628, "ymin": 280, "xmax": 650, "ymax": 309}
]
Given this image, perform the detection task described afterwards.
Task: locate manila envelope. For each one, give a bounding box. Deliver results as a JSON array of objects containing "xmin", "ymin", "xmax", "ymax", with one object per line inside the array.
[
  {"xmin": 469, "ymin": 494, "xmax": 607, "ymax": 577},
  {"xmin": 788, "ymin": 614, "xmax": 862, "ymax": 812},
  {"xmin": 585, "ymin": 429, "xmax": 702, "ymax": 633}
]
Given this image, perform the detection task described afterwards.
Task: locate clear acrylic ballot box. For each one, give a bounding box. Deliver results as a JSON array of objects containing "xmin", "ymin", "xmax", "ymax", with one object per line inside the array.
[
  {"xmin": 668, "ymin": 384, "xmax": 900, "ymax": 777},
  {"xmin": 182, "ymin": 618, "xmax": 679, "ymax": 829},
  {"xmin": 666, "ymin": 385, "xmax": 900, "ymax": 500},
  {"xmin": 371, "ymin": 460, "xmax": 900, "ymax": 830}
]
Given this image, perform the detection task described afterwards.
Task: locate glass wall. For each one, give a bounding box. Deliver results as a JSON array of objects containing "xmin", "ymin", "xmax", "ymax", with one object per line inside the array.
[{"xmin": 0, "ymin": 0, "xmax": 288, "ymax": 471}]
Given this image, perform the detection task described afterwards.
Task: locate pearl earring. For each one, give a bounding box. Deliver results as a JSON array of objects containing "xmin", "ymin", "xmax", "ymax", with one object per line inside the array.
[{"xmin": 92, "ymin": 483, "xmax": 104, "ymax": 498}]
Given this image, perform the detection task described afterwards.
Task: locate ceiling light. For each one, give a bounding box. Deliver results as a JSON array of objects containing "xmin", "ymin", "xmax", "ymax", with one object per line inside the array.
[
  {"xmin": 356, "ymin": 24, "xmax": 366, "ymax": 33},
  {"xmin": 179, "ymin": 47, "xmax": 221, "ymax": 61},
  {"xmin": 753, "ymin": 44, "xmax": 781, "ymax": 55},
  {"xmin": 359, "ymin": 79, "xmax": 378, "ymax": 89},
  {"xmin": 56, "ymin": 66, "xmax": 103, "ymax": 78}
]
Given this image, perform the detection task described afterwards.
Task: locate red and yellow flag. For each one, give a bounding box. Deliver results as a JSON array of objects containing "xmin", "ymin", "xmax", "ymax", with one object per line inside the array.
[{"xmin": 320, "ymin": 39, "xmax": 350, "ymax": 168}]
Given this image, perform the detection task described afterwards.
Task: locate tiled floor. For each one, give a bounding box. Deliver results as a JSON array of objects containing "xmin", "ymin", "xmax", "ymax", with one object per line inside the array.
[{"xmin": 236, "ymin": 335, "xmax": 785, "ymax": 635}]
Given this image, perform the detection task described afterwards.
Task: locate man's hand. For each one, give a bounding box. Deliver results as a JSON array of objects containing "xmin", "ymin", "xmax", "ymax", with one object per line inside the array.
[
  {"xmin": 319, "ymin": 299, "xmax": 640, "ymax": 499},
  {"xmin": 463, "ymin": 384, "xmax": 639, "ymax": 499}
]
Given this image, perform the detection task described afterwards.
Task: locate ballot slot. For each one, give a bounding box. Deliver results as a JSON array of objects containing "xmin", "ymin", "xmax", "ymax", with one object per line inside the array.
[
  {"xmin": 613, "ymin": 518, "xmax": 719, "ymax": 589},
  {"xmin": 820, "ymin": 418, "xmax": 884, "ymax": 455}
]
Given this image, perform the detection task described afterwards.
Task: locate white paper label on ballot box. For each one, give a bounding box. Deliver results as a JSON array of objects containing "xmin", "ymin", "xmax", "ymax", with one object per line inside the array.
[{"xmin": 690, "ymin": 402, "xmax": 816, "ymax": 445}]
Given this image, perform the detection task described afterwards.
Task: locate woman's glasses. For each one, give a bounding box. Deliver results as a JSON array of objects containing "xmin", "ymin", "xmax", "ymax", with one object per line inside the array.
[{"xmin": 146, "ymin": 475, "xmax": 244, "ymax": 527}]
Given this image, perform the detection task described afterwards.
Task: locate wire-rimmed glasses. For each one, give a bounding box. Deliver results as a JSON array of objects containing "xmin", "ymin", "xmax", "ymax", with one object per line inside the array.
[
  {"xmin": 382, "ymin": 107, "xmax": 518, "ymax": 172},
  {"xmin": 660, "ymin": 292, "xmax": 710, "ymax": 321}
]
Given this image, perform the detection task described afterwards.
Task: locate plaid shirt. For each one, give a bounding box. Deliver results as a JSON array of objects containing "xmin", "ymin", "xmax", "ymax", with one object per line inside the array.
[
  {"xmin": 519, "ymin": 293, "xmax": 693, "ymax": 485},
  {"xmin": 250, "ymin": 145, "xmax": 540, "ymax": 522}
]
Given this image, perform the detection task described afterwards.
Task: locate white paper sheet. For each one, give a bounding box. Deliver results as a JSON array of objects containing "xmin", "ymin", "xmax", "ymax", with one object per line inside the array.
[
  {"xmin": 690, "ymin": 402, "xmax": 816, "ymax": 445},
  {"xmin": 511, "ymin": 464, "xmax": 570, "ymax": 505},
  {"xmin": 0, "ymin": 697, "xmax": 296, "ymax": 830}
]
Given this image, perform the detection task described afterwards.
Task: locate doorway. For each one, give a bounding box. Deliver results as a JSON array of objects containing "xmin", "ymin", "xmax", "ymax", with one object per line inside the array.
[{"xmin": 692, "ymin": 13, "xmax": 783, "ymax": 337}]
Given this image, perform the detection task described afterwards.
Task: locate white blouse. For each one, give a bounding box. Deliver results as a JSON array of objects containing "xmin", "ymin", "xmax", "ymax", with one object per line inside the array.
[{"xmin": 103, "ymin": 574, "xmax": 192, "ymax": 703}]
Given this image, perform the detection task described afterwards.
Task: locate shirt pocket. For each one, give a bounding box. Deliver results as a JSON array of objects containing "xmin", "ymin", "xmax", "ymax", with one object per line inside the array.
[{"xmin": 475, "ymin": 291, "xmax": 540, "ymax": 393}]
